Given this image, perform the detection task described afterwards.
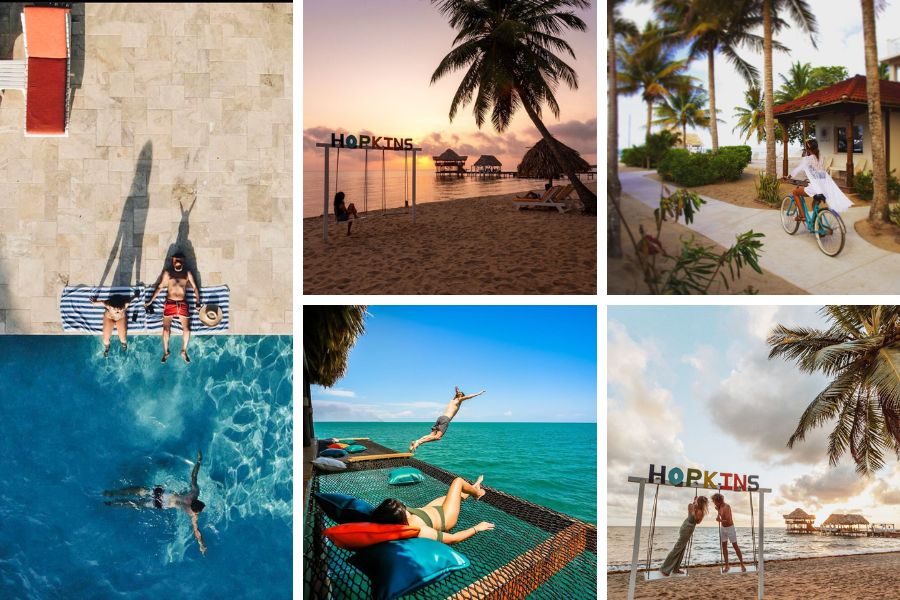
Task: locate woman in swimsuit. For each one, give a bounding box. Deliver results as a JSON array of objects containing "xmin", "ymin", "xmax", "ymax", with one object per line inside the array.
[
  {"xmin": 370, "ymin": 475, "xmax": 494, "ymax": 544},
  {"xmin": 104, "ymin": 450, "xmax": 208, "ymax": 555},
  {"xmin": 90, "ymin": 292, "xmax": 138, "ymax": 357}
]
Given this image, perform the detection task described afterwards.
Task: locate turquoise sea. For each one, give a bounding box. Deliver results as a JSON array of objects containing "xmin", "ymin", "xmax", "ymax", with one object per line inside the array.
[{"xmin": 315, "ymin": 422, "xmax": 597, "ymax": 524}]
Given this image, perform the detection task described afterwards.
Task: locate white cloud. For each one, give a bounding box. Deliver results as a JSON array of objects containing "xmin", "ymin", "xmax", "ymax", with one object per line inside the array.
[
  {"xmin": 317, "ymin": 387, "xmax": 356, "ymax": 398},
  {"xmin": 779, "ymin": 463, "xmax": 871, "ymax": 510},
  {"xmin": 503, "ymin": 410, "xmax": 513, "ymax": 417}
]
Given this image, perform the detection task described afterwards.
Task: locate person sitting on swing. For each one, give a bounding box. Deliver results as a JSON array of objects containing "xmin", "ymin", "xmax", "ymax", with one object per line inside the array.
[
  {"xmin": 333, "ymin": 191, "xmax": 359, "ymax": 235},
  {"xmin": 712, "ymin": 492, "xmax": 747, "ymax": 573},
  {"xmin": 660, "ymin": 495, "xmax": 709, "ymax": 577}
]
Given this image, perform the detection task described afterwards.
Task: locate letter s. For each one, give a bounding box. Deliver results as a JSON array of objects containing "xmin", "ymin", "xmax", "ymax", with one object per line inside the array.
[{"xmin": 748, "ymin": 475, "xmax": 759, "ymax": 492}]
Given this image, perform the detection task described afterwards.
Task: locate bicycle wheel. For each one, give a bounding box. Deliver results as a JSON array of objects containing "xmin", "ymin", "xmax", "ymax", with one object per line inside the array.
[
  {"xmin": 780, "ymin": 195, "xmax": 800, "ymax": 234},
  {"xmin": 814, "ymin": 209, "xmax": 846, "ymax": 257}
]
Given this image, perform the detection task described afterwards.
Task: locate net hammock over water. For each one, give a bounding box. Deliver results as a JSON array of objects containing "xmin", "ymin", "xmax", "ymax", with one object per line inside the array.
[{"xmin": 304, "ymin": 439, "xmax": 597, "ymax": 599}]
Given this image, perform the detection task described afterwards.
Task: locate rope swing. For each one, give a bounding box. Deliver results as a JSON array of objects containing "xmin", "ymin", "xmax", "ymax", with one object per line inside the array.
[
  {"xmin": 363, "ymin": 149, "xmax": 368, "ymax": 216},
  {"xmin": 404, "ymin": 149, "xmax": 409, "ymax": 208},
  {"xmin": 381, "ymin": 149, "xmax": 386, "ymax": 213}
]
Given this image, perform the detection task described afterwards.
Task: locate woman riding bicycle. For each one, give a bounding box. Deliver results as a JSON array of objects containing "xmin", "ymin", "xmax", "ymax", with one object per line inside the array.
[{"xmin": 789, "ymin": 140, "xmax": 853, "ymax": 214}]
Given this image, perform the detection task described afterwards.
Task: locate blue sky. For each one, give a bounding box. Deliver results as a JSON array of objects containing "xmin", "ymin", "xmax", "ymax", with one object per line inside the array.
[
  {"xmin": 608, "ymin": 306, "xmax": 900, "ymax": 527},
  {"xmin": 311, "ymin": 305, "xmax": 597, "ymax": 423}
]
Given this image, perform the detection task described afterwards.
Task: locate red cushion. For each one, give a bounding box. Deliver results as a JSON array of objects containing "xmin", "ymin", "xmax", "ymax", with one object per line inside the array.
[
  {"xmin": 24, "ymin": 7, "xmax": 69, "ymax": 58},
  {"xmin": 26, "ymin": 57, "xmax": 66, "ymax": 134},
  {"xmin": 324, "ymin": 522, "xmax": 419, "ymax": 550},
  {"xmin": 327, "ymin": 443, "xmax": 349, "ymax": 449}
]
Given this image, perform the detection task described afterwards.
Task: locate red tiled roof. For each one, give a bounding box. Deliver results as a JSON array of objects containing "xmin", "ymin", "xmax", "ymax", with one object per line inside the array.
[{"xmin": 774, "ymin": 75, "xmax": 900, "ymax": 116}]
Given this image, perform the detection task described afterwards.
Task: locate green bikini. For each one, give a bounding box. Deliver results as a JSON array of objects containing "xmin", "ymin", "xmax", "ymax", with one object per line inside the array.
[{"xmin": 408, "ymin": 506, "xmax": 446, "ymax": 542}]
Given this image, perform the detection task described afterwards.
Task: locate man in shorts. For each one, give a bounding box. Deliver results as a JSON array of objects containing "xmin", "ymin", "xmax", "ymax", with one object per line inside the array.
[
  {"xmin": 712, "ymin": 492, "xmax": 746, "ymax": 572},
  {"xmin": 409, "ymin": 387, "xmax": 485, "ymax": 453},
  {"xmin": 145, "ymin": 252, "xmax": 200, "ymax": 364}
]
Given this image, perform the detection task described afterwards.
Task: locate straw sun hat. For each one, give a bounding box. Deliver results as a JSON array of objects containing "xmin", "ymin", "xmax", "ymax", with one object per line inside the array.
[{"xmin": 198, "ymin": 304, "xmax": 223, "ymax": 327}]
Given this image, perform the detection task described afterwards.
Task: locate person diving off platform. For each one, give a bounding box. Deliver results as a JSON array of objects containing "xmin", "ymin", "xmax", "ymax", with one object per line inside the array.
[{"xmin": 409, "ymin": 387, "xmax": 485, "ymax": 453}]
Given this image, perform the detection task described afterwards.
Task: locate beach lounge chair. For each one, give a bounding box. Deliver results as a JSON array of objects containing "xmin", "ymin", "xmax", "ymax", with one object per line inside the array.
[
  {"xmin": 513, "ymin": 184, "xmax": 571, "ymax": 213},
  {"xmin": 22, "ymin": 6, "xmax": 71, "ymax": 137}
]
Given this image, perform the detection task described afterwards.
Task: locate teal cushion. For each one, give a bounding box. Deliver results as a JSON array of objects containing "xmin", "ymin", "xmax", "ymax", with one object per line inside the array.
[
  {"xmin": 345, "ymin": 444, "xmax": 367, "ymax": 454},
  {"xmin": 313, "ymin": 492, "xmax": 375, "ymax": 524},
  {"xmin": 348, "ymin": 538, "xmax": 469, "ymax": 600},
  {"xmin": 319, "ymin": 448, "xmax": 348, "ymax": 458},
  {"xmin": 388, "ymin": 467, "xmax": 425, "ymax": 486}
]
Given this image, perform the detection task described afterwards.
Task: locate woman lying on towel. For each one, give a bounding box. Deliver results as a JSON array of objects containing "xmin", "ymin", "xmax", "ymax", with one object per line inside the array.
[
  {"xmin": 371, "ymin": 476, "xmax": 494, "ymax": 544},
  {"xmin": 90, "ymin": 291, "xmax": 139, "ymax": 357}
]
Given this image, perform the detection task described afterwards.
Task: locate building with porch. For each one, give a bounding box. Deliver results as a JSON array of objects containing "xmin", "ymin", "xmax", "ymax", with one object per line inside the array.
[{"xmin": 773, "ymin": 75, "xmax": 900, "ymax": 188}]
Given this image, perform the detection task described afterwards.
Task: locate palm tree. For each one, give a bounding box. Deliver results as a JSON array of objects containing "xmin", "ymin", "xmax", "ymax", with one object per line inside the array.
[
  {"xmin": 653, "ymin": 86, "xmax": 710, "ymax": 147},
  {"xmin": 654, "ymin": 0, "xmax": 765, "ymax": 152},
  {"xmin": 879, "ymin": 62, "xmax": 891, "ymax": 80},
  {"xmin": 776, "ymin": 61, "xmax": 815, "ymax": 141},
  {"xmin": 768, "ymin": 306, "xmax": 900, "ymax": 475},
  {"xmin": 617, "ymin": 22, "xmax": 692, "ymax": 142},
  {"xmin": 862, "ymin": 0, "xmax": 889, "ymax": 223},
  {"xmin": 302, "ymin": 305, "xmax": 367, "ymax": 446},
  {"xmin": 429, "ymin": 0, "xmax": 597, "ymax": 214},
  {"xmin": 609, "ymin": 0, "xmax": 637, "ymax": 258},
  {"xmin": 760, "ymin": 0, "xmax": 817, "ymax": 177},
  {"xmin": 733, "ymin": 85, "xmax": 782, "ymax": 143}
]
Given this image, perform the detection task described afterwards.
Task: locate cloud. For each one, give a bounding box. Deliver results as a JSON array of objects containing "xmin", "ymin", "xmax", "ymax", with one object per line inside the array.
[
  {"xmin": 779, "ymin": 464, "xmax": 870, "ymax": 510},
  {"xmin": 317, "ymin": 388, "xmax": 356, "ymax": 398},
  {"xmin": 503, "ymin": 410, "xmax": 513, "ymax": 417}
]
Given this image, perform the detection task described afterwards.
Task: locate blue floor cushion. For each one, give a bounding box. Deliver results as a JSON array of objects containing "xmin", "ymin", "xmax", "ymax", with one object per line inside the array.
[{"xmin": 349, "ymin": 538, "xmax": 469, "ymax": 600}]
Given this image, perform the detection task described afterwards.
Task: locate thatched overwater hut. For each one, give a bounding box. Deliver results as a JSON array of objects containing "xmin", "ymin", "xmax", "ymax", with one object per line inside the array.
[
  {"xmin": 432, "ymin": 148, "xmax": 467, "ymax": 177},
  {"xmin": 821, "ymin": 513, "xmax": 869, "ymax": 536},
  {"xmin": 516, "ymin": 137, "xmax": 591, "ymax": 187},
  {"xmin": 473, "ymin": 154, "xmax": 502, "ymax": 176},
  {"xmin": 783, "ymin": 508, "xmax": 816, "ymax": 534}
]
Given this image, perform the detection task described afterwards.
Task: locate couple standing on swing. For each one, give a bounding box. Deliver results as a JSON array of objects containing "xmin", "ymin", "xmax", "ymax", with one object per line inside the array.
[{"xmin": 660, "ymin": 492, "xmax": 747, "ymax": 576}]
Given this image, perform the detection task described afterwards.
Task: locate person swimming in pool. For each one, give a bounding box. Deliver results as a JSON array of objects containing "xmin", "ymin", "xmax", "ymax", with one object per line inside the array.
[
  {"xmin": 145, "ymin": 252, "xmax": 200, "ymax": 364},
  {"xmin": 90, "ymin": 291, "xmax": 140, "ymax": 357},
  {"xmin": 408, "ymin": 387, "xmax": 485, "ymax": 453},
  {"xmin": 104, "ymin": 450, "xmax": 208, "ymax": 555},
  {"xmin": 370, "ymin": 475, "xmax": 494, "ymax": 544}
]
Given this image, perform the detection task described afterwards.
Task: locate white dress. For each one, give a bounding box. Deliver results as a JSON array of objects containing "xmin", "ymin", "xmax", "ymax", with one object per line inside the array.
[{"xmin": 789, "ymin": 155, "xmax": 854, "ymax": 213}]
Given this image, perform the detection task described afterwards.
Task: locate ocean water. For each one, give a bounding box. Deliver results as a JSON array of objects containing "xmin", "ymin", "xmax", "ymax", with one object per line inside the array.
[
  {"xmin": 0, "ymin": 335, "xmax": 292, "ymax": 599},
  {"xmin": 302, "ymin": 170, "xmax": 592, "ymax": 218},
  {"xmin": 608, "ymin": 526, "xmax": 900, "ymax": 571},
  {"xmin": 315, "ymin": 422, "xmax": 597, "ymax": 524}
]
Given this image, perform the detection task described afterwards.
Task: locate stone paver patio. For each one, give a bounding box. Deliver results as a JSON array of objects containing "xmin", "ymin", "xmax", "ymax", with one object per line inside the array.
[
  {"xmin": 619, "ymin": 170, "xmax": 900, "ymax": 294},
  {"xmin": 0, "ymin": 3, "xmax": 291, "ymax": 333}
]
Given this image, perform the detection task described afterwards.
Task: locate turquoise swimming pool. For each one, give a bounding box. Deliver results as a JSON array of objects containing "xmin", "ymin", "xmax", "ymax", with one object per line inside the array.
[{"xmin": 0, "ymin": 335, "xmax": 292, "ymax": 599}]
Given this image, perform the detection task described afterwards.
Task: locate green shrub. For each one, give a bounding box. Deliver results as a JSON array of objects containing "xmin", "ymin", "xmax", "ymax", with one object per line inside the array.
[
  {"xmin": 755, "ymin": 172, "xmax": 781, "ymax": 206},
  {"xmin": 889, "ymin": 203, "xmax": 900, "ymax": 227},
  {"xmin": 621, "ymin": 145, "xmax": 650, "ymax": 167},
  {"xmin": 853, "ymin": 169, "xmax": 900, "ymax": 201},
  {"xmin": 620, "ymin": 131, "xmax": 680, "ymax": 169},
  {"xmin": 657, "ymin": 145, "xmax": 752, "ymax": 187}
]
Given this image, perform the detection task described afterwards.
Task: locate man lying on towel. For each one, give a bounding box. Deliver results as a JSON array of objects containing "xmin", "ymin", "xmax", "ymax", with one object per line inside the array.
[
  {"xmin": 409, "ymin": 387, "xmax": 485, "ymax": 453},
  {"xmin": 145, "ymin": 252, "xmax": 200, "ymax": 364}
]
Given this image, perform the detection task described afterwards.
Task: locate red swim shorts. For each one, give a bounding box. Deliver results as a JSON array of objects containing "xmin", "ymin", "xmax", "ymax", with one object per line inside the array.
[{"xmin": 164, "ymin": 299, "xmax": 189, "ymax": 317}]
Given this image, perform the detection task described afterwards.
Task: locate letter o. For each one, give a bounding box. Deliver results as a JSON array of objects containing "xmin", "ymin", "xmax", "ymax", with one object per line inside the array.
[
  {"xmin": 668, "ymin": 467, "xmax": 685, "ymax": 486},
  {"xmin": 345, "ymin": 135, "xmax": 358, "ymax": 149}
]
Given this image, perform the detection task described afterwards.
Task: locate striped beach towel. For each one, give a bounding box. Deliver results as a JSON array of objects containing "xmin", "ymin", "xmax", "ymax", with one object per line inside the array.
[
  {"xmin": 143, "ymin": 285, "xmax": 230, "ymax": 333},
  {"xmin": 60, "ymin": 285, "xmax": 230, "ymax": 333},
  {"xmin": 60, "ymin": 286, "xmax": 145, "ymax": 332}
]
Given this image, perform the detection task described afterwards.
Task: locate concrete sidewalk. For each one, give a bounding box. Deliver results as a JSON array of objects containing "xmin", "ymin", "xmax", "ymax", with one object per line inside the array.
[{"xmin": 620, "ymin": 170, "xmax": 900, "ymax": 294}]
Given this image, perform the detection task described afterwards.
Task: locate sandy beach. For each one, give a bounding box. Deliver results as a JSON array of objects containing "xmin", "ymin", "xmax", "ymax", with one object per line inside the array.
[
  {"xmin": 608, "ymin": 551, "xmax": 900, "ymax": 599},
  {"xmin": 303, "ymin": 182, "xmax": 597, "ymax": 294},
  {"xmin": 608, "ymin": 192, "xmax": 805, "ymax": 294}
]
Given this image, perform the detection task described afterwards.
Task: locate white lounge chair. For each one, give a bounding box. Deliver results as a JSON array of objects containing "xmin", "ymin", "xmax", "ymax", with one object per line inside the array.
[{"xmin": 513, "ymin": 184, "xmax": 572, "ymax": 213}]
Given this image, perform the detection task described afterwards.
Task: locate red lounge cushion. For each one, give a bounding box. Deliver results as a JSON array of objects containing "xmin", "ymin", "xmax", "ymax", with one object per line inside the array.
[
  {"xmin": 328, "ymin": 443, "xmax": 349, "ymax": 449},
  {"xmin": 324, "ymin": 522, "xmax": 419, "ymax": 551},
  {"xmin": 24, "ymin": 7, "xmax": 69, "ymax": 59},
  {"xmin": 26, "ymin": 57, "xmax": 66, "ymax": 134}
]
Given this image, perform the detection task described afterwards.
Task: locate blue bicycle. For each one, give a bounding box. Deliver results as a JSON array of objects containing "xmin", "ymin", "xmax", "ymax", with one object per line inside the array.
[{"xmin": 780, "ymin": 190, "xmax": 846, "ymax": 256}]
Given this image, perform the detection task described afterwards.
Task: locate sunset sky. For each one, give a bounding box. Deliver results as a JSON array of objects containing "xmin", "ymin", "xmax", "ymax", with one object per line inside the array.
[
  {"xmin": 608, "ymin": 306, "xmax": 900, "ymax": 528},
  {"xmin": 302, "ymin": 0, "xmax": 597, "ymax": 171}
]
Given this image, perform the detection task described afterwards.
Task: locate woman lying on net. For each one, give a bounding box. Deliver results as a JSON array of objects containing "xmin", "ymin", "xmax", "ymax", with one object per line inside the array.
[{"xmin": 370, "ymin": 475, "xmax": 494, "ymax": 544}]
